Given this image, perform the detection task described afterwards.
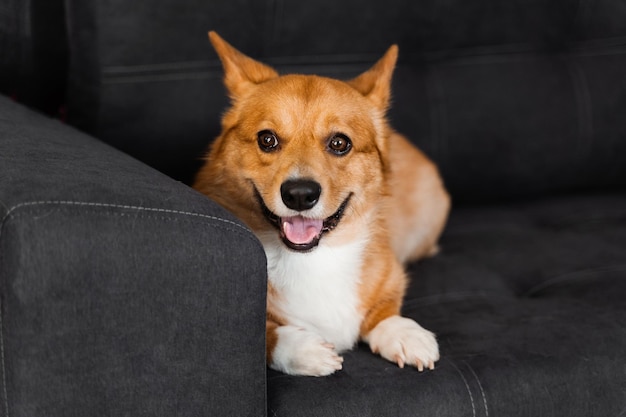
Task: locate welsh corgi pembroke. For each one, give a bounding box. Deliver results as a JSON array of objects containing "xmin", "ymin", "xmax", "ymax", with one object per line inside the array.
[{"xmin": 194, "ymin": 32, "xmax": 450, "ymax": 376}]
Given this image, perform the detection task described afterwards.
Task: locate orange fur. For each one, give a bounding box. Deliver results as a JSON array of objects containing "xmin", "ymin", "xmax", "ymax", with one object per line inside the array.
[{"xmin": 194, "ymin": 32, "xmax": 450, "ymax": 375}]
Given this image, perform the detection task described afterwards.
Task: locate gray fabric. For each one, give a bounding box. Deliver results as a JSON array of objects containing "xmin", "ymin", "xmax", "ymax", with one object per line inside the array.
[{"xmin": 0, "ymin": 95, "xmax": 268, "ymax": 416}]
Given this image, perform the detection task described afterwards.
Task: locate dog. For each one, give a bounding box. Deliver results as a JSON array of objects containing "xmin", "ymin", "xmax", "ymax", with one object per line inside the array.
[{"xmin": 194, "ymin": 32, "xmax": 450, "ymax": 376}]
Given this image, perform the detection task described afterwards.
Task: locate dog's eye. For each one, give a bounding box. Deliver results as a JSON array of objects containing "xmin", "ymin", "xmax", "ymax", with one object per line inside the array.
[
  {"xmin": 327, "ymin": 134, "xmax": 352, "ymax": 156},
  {"xmin": 257, "ymin": 130, "xmax": 280, "ymax": 152}
]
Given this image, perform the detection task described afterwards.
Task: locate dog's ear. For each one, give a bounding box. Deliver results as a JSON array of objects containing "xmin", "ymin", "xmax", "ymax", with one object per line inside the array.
[
  {"xmin": 348, "ymin": 45, "xmax": 398, "ymax": 111},
  {"xmin": 208, "ymin": 31, "xmax": 279, "ymax": 99}
]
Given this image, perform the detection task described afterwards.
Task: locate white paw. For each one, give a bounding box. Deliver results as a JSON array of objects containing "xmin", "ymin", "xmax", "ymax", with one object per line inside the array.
[
  {"xmin": 365, "ymin": 315, "xmax": 439, "ymax": 371},
  {"xmin": 270, "ymin": 325, "xmax": 344, "ymax": 376}
]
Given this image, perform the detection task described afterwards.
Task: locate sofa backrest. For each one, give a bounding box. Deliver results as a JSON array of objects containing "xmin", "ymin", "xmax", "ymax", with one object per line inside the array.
[
  {"xmin": 63, "ymin": 0, "xmax": 626, "ymax": 203},
  {"xmin": 0, "ymin": 0, "xmax": 67, "ymax": 115}
]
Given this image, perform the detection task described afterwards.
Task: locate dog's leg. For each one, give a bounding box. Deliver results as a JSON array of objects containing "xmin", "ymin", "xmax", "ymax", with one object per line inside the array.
[
  {"xmin": 267, "ymin": 319, "xmax": 343, "ymax": 377},
  {"xmin": 364, "ymin": 315, "xmax": 439, "ymax": 371},
  {"xmin": 359, "ymin": 263, "xmax": 439, "ymax": 371}
]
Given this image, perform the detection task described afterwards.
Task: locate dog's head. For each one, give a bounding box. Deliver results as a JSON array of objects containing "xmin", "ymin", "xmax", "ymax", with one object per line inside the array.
[{"xmin": 198, "ymin": 32, "xmax": 398, "ymax": 252}]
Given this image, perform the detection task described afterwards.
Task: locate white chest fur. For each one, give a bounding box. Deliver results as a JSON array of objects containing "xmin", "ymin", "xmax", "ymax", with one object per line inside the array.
[{"xmin": 261, "ymin": 234, "xmax": 367, "ymax": 352}]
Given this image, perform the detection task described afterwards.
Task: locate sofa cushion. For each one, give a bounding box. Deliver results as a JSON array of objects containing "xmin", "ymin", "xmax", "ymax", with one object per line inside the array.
[
  {"xmin": 65, "ymin": 0, "xmax": 626, "ymax": 202},
  {"xmin": 267, "ymin": 193, "xmax": 626, "ymax": 416}
]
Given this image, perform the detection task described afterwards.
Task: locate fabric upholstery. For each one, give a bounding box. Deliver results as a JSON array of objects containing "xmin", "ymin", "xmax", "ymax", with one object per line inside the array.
[
  {"xmin": 0, "ymin": 0, "xmax": 67, "ymax": 114},
  {"xmin": 65, "ymin": 0, "xmax": 626, "ymax": 202},
  {"xmin": 268, "ymin": 193, "xmax": 626, "ymax": 416},
  {"xmin": 3, "ymin": 0, "xmax": 626, "ymax": 416},
  {"xmin": 0, "ymin": 96, "xmax": 267, "ymax": 417}
]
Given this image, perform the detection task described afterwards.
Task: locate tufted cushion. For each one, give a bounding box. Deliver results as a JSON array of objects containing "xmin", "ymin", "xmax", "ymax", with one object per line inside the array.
[
  {"xmin": 268, "ymin": 193, "xmax": 626, "ymax": 416},
  {"xmin": 65, "ymin": 0, "xmax": 626, "ymax": 201}
]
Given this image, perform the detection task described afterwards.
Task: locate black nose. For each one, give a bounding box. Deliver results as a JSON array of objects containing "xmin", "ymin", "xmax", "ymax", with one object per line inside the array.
[{"xmin": 280, "ymin": 179, "xmax": 322, "ymax": 211}]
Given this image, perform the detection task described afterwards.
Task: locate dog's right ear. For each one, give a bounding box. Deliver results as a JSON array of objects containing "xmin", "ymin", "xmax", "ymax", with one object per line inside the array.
[{"xmin": 209, "ymin": 31, "xmax": 278, "ymax": 100}]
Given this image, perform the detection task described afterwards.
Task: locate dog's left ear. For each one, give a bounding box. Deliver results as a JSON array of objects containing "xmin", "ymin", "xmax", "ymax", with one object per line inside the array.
[{"xmin": 348, "ymin": 45, "xmax": 398, "ymax": 111}]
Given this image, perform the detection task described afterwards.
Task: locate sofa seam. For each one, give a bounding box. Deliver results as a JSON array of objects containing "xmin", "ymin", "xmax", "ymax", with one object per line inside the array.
[
  {"xmin": 4, "ymin": 208, "xmax": 254, "ymax": 242},
  {"xmin": 447, "ymin": 358, "xmax": 477, "ymax": 417},
  {"xmin": 1, "ymin": 200, "xmax": 254, "ymax": 238},
  {"xmin": 99, "ymin": 36, "xmax": 626, "ymax": 75},
  {"xmin": 465, "ymin": 361, "xmax": 489, "ymax": 417},
  {"xmin": 402, "ymin": 291, "xmax": 513, "ymax": 309},
  {"xmin": 523, "ymin": 264, "xmax": 626, "ymax": 297}
]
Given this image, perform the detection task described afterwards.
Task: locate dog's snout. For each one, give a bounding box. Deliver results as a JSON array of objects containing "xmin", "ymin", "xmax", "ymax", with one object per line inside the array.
[{"xmin": 281, "ymin": 179, "xmax": 321, "ymax": 211}]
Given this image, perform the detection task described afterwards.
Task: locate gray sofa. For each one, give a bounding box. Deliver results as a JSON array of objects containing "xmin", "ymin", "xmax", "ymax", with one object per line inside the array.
[{"xmin": 1, "ymin": 0, "xmax": 625, "ymax": 416}]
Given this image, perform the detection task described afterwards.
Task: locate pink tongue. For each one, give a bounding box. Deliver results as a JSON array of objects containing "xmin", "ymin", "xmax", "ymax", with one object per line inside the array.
[{"xmin": 282, "ymin": 216, "xmax": 324, "ymax": 245}]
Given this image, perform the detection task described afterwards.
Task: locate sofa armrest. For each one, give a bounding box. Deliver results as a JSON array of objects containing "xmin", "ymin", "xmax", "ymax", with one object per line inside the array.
[{"xmin": 0, "ymin": 95, "xmax": 267, "ymax": 416}]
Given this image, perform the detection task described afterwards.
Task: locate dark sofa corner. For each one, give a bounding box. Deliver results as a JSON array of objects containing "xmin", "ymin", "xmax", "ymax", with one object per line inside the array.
[
  {"xmin": 0, "ymin": 95, "xmax": 268, "ymax": 416},
  {"xmin": 2, "ymin": 0, "xmax": 626, "ymax": 416}
]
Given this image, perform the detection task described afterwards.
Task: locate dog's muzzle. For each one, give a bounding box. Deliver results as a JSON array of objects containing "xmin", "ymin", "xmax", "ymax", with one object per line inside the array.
[{"xmin": 253, "ymin": 184, "xmax": 352, "ymax": 252}]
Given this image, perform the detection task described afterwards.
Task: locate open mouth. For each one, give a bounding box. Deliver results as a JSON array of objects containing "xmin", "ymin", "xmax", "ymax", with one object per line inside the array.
[{"xmin": 253, "ymin": 188, "xmax": 352, "ymax": 252}]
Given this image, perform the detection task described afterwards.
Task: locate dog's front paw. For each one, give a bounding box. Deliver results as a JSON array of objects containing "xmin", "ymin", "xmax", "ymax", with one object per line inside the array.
[
  {"xmin": 270, "ymin": 325, "xmax": 343, "ymax": 376},
  {"xmin": 366, "ymin": 315, "xmax": 439, "ymax": 371}
]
